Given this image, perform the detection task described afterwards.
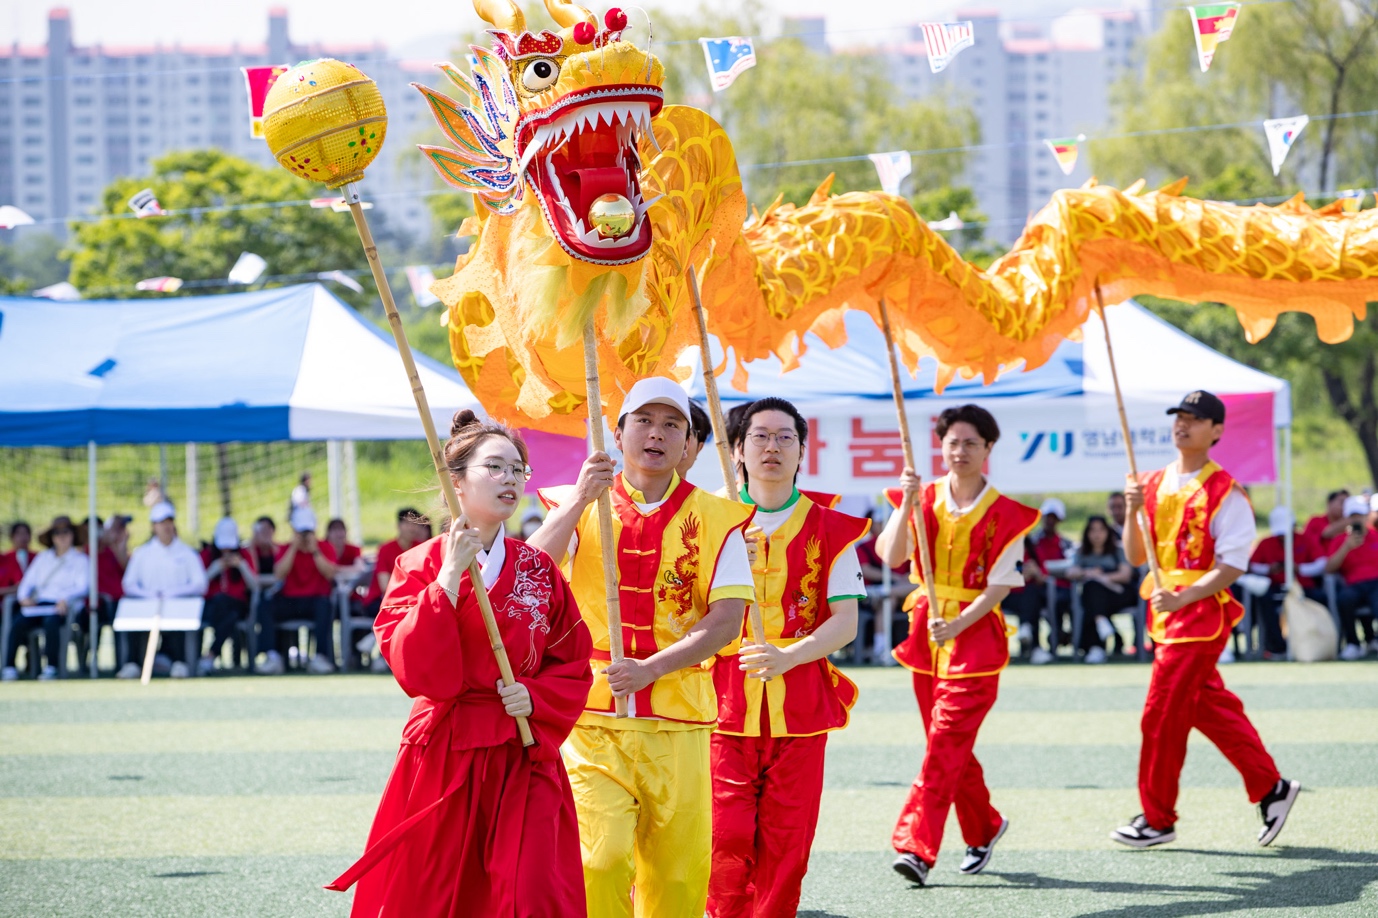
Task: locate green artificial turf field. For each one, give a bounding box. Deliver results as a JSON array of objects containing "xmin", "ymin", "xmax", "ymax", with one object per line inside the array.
[{"xmin": 1, "ymin": 661, "xmax": 1375, "ymax": 917}]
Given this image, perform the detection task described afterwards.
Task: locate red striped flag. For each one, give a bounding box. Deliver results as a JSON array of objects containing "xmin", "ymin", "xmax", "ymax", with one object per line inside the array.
[
  {"xmin": 1188, "ymin": 4, "xmax": 1241, "ymax": 72},
  {"xmin": 921, "ymin": 21, "xmax": 975, "ymax": 73}
]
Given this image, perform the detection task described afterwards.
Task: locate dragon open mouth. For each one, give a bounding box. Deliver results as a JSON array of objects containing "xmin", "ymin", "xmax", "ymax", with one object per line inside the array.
[{"xmin": 516, "ymin": 86, "xmax": 664, "ymax": 265}]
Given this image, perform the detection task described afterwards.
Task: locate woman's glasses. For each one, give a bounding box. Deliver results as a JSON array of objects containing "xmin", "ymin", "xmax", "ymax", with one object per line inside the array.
[{"xmin": 459, "ymin": 460, "xmax": 533, "ymax": 482}]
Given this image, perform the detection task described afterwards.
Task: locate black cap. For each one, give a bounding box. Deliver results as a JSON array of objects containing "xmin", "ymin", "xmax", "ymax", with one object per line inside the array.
[{"xmin": 1166, "ymin": 390, "xmax": 1225, "ymax": 424}]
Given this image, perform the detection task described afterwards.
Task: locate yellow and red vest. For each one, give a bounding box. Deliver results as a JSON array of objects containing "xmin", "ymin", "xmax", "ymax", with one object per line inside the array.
[
  {"xmin": 886, "ymin": 481, "xmax": 1039, "ymax": 679},
  {"xmin": 540, "ymin": 473, "xmax": 755, "ymax": 729},
  {"xmin": 1139, "ymin": 461, "xmax": 1247, "ymax": 644},
  {"xmin": 715, "ymin": 492, "xmax": 870, "ymax": 737}
]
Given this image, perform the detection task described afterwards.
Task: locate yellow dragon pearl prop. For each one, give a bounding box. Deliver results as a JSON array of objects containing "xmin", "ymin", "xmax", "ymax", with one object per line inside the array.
[
  {"xmin": 262, "ymin": 58, "xmax": 387, "ymax": 189},
  {"xmin": 589, "ymin": 194, "xmax": 636, "ymax": 238}
]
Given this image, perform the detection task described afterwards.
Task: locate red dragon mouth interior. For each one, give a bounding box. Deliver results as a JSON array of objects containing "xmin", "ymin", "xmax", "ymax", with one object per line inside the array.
[{"xmin": 516, "ymin": 86, "xmax": 664, "ymax": 266}]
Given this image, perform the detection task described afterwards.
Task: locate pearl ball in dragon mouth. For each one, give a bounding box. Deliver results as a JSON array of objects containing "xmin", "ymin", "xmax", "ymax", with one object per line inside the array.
[{"xmin": 589, "ymin": 194, "xmax": 636, "ymax": 238}]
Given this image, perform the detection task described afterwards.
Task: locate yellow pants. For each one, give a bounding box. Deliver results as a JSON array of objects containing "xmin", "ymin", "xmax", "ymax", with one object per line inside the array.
[{"xmin": 563, "ymin": 721, "xmax": 712, "ymax": 918}]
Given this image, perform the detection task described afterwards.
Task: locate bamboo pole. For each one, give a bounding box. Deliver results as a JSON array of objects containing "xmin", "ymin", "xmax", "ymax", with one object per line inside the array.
[
  {"xmin": 583, "ymin": 322, "xmax": 629, "ymax": 718},
  {"xmin": 687, "ymin": 268, "xmax": 769, "ymax": 676},
  {"xmin": 1093, "ymin": 283, "xmax": 1163, "ymax": 593},
  {"xmin": 345, "ymin": 184, "xmax": 533, "ymax": 746},
  {"xmin": 876, "ymin": 299, "xmax": 942, "ymax": 642}
]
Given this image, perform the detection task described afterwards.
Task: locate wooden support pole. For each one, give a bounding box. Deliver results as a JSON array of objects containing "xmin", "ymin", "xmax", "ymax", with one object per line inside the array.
[
  {"xmin": 345, "ymin": 184, "xmax": 534, "ymax": 746},
  {"xmin": 583, "ymin": 322, "xmax": 629, "ymax": 718}
]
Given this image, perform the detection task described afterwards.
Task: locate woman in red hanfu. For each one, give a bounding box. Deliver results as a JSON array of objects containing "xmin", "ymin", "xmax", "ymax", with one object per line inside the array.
[{"xmin": 327, "ymin": 410, "xmax": 593, "ymax": 918}]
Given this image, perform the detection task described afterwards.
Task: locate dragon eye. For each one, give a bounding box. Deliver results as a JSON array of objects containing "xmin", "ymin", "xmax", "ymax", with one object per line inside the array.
[{"xmin": 522, "ymin": 58, "xmax": 560, "ymax": 92}]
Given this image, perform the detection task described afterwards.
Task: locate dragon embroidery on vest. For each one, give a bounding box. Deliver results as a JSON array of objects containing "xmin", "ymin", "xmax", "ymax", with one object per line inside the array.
[
  {"xmin": 505, "ymin": 542, "xmax": 553, "ymax": 635},
  {"xmin": 786, "ymin": 536, "xmax": 823, "ymax": 637},
  {"xmin": 1177, "ymin": 490, "xmax": 1210, "ymax": 569},
  {"xmin": 659, "ymin": 514, "xmax": 701, "ymax": 635}
]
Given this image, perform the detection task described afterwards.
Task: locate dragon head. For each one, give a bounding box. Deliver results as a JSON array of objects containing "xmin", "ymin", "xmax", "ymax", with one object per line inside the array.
[{"xmin": 415, "ymin": 0, "xmax": 665, "ymax": 266}]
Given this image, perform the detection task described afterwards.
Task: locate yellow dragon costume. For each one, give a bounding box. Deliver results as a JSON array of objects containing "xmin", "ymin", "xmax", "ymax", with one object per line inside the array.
[{"xmin": 415, "ymin": 0, "xmax": 1378, "ymax": 435}]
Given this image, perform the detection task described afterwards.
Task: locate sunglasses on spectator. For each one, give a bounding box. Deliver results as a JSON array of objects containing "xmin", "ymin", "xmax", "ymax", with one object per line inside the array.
[{"xmin": 458, "ymin": 460, "xmax": 533, "ymax": 482}]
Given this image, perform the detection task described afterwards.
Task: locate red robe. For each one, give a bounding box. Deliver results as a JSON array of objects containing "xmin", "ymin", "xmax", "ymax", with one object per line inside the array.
[{"xmin": 327, "ymin": 535, "xmax": 593, "ymax": 918}]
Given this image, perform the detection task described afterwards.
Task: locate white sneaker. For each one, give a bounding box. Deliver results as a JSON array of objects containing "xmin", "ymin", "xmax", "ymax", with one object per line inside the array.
[
  {"xmin": 1084, "ymin": 646, "xmax": 1108, "ymax": 665},
  {"xmin": 1096, "ymin": 617, "xmax": 1115, "ymax": 642},
  {"xmin": 257, "ymin": 650, "xmax": 285, "ymax": 676},
  {"xmin": 37, "ymin": 665, "xmax": 57, "ymax": 681},
  {"xmin": 169, "ymin": 661, "xmax": 190, "ymax": 679},
  {"xmin": 1030, "ymin": 647, "xmax": 1055, "ymax": 666},
  {"xmin": 355, "ymin": 632, "xmax": 377, "ymax": 654},
  {"xmin": 1218, "ymin": 646, "xmax": 1236, "ymax": 665},
  {"xmin": 0, "ymin": 666, "xmax": 17, "ymax": 682},
  {"xmin": 370, "ymin": 654, "xmax": 391, "ymax": 674},
  {"xmin": 196, "ymin": 656, "xmax": 215, "ymax": 677},
  {"xmin": 1016, "ymin": 622, "xmax": 1033, "ymax": 643},
  {"xmin": 1340, "ymin": 643, "xmax": 1365, "ymax": 661},
  {"xmin": 116, "ymin": 661, "xmax": 140, "ymax": 679},
  {"xmin": 307, "ymin": 653, "xmax": 336, "ymax": 675}
]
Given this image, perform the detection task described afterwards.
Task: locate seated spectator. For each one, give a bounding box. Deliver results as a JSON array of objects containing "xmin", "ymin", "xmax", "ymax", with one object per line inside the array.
[
  {"xmin": 4, "ymin": 516, "xmax": 90, "ymax": 681},
  {"xmin": 1324, "ymin": 495, "xmax": 1378, "ymax": 660},
  {"xmin": 248, "ymin": 516, "xmax": 280, "ymax": 580},
  {"xmin": 118, "ymin": 502, "xmax": 208, "ymax": 679},
  {"xmin": 1305, "ymin": 490, "xmax": 1350, "ymax": 549},
  {"xmin": 1019, "ymin": 498, "xmax": 1074, "ymax": 664},
  {"xmin": 5, "ymin": 521, "xmax": 34, "ymax": 576},
  {"xmin": 259, "ymin": 507, "xmax": 338, "ymax": 675},
  {"xmin": 82, "ymin": 515, "xmax": 130, "ymax": 620},
  {"xmin": 1248, "ymin": 507, "xmax": 1328, "ymax": 659},
  {"xmin": 200, "ymin": 518, "xmax": 256, "ymax": 675},
  {"xmin": 1106, "ymin": 491, "xmax": 1127, "ymax": 540},
  {"xmin": 324, "ymin": 518, "xmax": 363, "ymax": 569},
  {"xmin": 1067, "ymin": 515, "xmax": 1133, "ymax": 663},
  {"xmin": 357, "ymin": 508, "xmax": 428, "ymax": 673}
]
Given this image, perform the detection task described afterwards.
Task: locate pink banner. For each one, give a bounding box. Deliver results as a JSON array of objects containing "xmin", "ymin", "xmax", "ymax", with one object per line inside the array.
[
  {"xmin": 1214, "ymin": 392, "xmax": 1276, "ymax": 484},
  {"xmin": 520, "ymin": 428, "xmax": 587, "ymax": 491}
]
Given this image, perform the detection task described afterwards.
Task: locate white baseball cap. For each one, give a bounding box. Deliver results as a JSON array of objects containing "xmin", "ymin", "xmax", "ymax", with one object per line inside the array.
[
  {"xmin": 1268, "ymin": 506, "xmax": 1292, "ymax": 536},
  {"xmin": 1343, "ymin": 495, "xmax": 1369, "ymax": 518},
  {"xmin": 617, "ymin": 377, "xmax": 691, "ymax": 424},
  {"xmin": 1370, "ymin": 493, "xmax": 1378, "ymax": 514},
  {"xmin": 149, "ymin": 501, "xmax": 176, "ymax": 523},
  {"xmin": 1039, "ymin": 498, "xmax": 1067, "ymax": 520},
  {"xmin": 213, "ymin": 517, "xmax": 241, "ymax": 550},
  {"xmin": 290, "ymin": 506, "xmax": 318, "ymax": 533}
]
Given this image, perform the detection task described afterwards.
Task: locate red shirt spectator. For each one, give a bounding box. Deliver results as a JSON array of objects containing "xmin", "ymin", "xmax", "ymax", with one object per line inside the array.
[
  {"xmin": 1250, "ymin": 532, "xmax": 1322, "ymax": 589},
  {"xmin": 1327, "ymin": 527, "xmax": 1378, "ymax": 584},
  {"xmin": 201, "ymin": 546, "xmax": 256, "ymax": 602},
  {"xmin": 1031, "ymin": 530, "xmax": 1073, "ymax": 588},
  {"xmin": 1304, "ymin": 490, "xmax": 1350, "ymax": 548},
  {"xmin": 94, "ymin": 546, "xmax": 126, "ymax": 600},
  {"xmin": 276, "ymin": 540, "xmax": 338, "ymax": 598},
  {"xmin": 0, "ymin": 551, "xmax": 22, "ymax": 595},
  {"xmin": 333, "ymin": 543, "xmax": 362, "ymax": 566}
]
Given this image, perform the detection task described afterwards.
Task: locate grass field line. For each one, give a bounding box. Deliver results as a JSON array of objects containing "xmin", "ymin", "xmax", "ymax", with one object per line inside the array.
[
  {"xmin": 845, "ymin": 660, "xmax": 1378, "ymax": 689},
  {"xmin": 0, "ymin": 719, "xmax": 403, "ymax": 755}
]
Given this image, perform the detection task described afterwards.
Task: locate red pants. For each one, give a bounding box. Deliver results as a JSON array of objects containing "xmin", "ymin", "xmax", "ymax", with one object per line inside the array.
[
  {"xmin": 1139, "ymin": 640, "xmax": 1281, "ymax": 830},
  {"xmin": 892, "ymin": 672, "xmax": 1004, "ymax": 867},
  {"xmin": 707, "ymin": 727, "xmax": 828, "ymax": 918}
]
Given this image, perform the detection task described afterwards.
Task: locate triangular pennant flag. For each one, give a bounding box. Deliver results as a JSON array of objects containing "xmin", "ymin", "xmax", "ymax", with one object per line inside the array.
[
  {"xmin": 227, "ymin": 252, "xmax": 267, "ymax": 285},
  {"xmin": 927, "ymin": 211, "xmax": 965, "ymax": 232},
  {"xmin": 1043, "ymin": 135, "xmax": 1087, "ymax": 176},
  {"xmin": 135, "ymin": 276, "xmax": 184, "ymax": 292},
  {"xmin": 0, "ymin": 205, "xmax": 35, "ymax": 229},
  {"xmin": 127, "ymin": 188, "xmax": 163, "ymax": 218},
  {"xmin": 406, "ymin": 265, "xmax": 441, "ymax": 307},
  {"xmin": 867, "ymin": 151, "xmax": 913, "ymax": 196},
  {"xmin": 1188, "ymin": 3, "xmax": 1241, "ymax": 72},
  {"xmin": 1337, "ymin": 189, "xmax": 1367, "ymax": 213},
  {"xmin": 241, "ymin": 65, "xmax": 289, "ymax": 139},
  {"xmin": 921, "ymin": 21, "xmax": 975, "ymax": 73},
  {"xmin": 318, "ymin": 270, "xmax": 363, "ymax": 293},
  {"xmin": 1263, "ymin": 115, "xmax": 1308, "ymax": 176},
  {"xmin": 699, "ymin": 37, "xmax": 756, "ymax": 92},
  {"xmin": 33, "ymin": 282, "xmax": 80, "ymax": 301}
]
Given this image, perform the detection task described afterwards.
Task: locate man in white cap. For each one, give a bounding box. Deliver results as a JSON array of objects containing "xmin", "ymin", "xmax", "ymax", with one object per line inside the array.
[
  {"xmin": 259, "ymin": 506, "xmax": 338, "ymax": 675},
  {"xmin": 1324, "ymin": 493, "xmax": 1378, "ymax": 660},
  {"xmin": 528, "ymin": 376, "xmax": 756, "ymax": 918},
  {"xmin": 119, "ymin": 502, "xmax": 208, "ymax": 679},
  {"xmin": 199, "ymin": 518, "xmax": 256, "ymax": 675}
]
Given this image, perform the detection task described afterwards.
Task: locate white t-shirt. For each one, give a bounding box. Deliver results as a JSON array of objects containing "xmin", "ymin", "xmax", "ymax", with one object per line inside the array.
[
  {"xmin": 122, "ymin": 537, "xmax": 208, "ymax": 599},
  {"xmin": 749, "ymin": 494, "xmax": 865, "ymax": 601},
  {"xmin": 1156, "ymin": 465, "xmax": 1255, "ymax": 571},
  {"xmin": 932, "ymin": 477, "xmax": 1026, "ymax": 589}
]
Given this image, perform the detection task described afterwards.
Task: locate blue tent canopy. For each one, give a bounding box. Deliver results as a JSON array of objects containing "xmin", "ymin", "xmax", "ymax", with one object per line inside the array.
[{"xmin": 0, "ymin": 284, "xmax": 478, "ymax": 447}]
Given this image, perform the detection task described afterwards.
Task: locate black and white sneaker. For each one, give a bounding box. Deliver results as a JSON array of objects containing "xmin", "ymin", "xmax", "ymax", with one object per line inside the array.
[
  {"xmin": 892, "ymin": 852, "xmax": 930, "ymax": 886},
  {"xmin": 1110, "ymin": 814, "xmax": 1176, "ymax": 848},
  {"xmin": 959, "ymin": 816, "xmax": 1009, "ymax": 874},
  {"xmin": 1258, "ymin": 778, "xmax": 1300, "ymax": 846}
]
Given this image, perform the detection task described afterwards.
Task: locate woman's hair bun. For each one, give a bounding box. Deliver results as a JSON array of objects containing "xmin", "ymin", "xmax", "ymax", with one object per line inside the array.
[{"xmin": 450, "ymin": 409, "xmax": 480, "ymax": 437}]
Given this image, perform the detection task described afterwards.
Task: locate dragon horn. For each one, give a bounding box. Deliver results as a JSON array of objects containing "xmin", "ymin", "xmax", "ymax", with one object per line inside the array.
[
  {"xmin": 543, "ymin": 0, "xmax": 596, "ymax": 27},
  {"xmin": 473, "ymin": 0, "xmax": 525, "ymax": 32}
]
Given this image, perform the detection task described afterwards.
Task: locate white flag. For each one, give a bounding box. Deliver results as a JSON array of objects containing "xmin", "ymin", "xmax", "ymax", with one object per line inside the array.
[
  {"xmin": 0, "ymin": 205, "xmax": 35, "ymax": 229},
  {"xmin": 921, "ymin": 21, "xmax": 975, "ymax": 73},
  {"xmin": 33, "ymin": 282, "xmax": 80, "ymax": 301},
  {"xmin": 868, "ymin": 151, "xmax": 913, "ymax": 197},
  {"xmin": 1263, "ymin": 115, "xmax": 1308, "ymax": 176},
  {"xmin": 228, "ymin": 252, "xmax": 267, "ymax": 285},
  {"xmin": 927, "ymin": 211, "xmax": 965, "ymax": 232},
  {"xmin": 127, "ymin": 188, "xmax": 163, "ymax": 218},
  {"xmin": 406, "ymin": 265, "xmax": 441, "ymax": 307},
  {"xmin": 318, "ymin": 270, "xmax": 363, "ymax": 293}
]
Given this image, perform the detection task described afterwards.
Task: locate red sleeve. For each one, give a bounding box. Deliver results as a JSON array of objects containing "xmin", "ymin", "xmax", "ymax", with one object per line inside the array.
[
  {"xmin": 519, "ymin": 563, "xmax": 593, "ymax": 757},
  {"xmin": 374, "ymin": 544, "xmax": 468, "ymax": 701}
]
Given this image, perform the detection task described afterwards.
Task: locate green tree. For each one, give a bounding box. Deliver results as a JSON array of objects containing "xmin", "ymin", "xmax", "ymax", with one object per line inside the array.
[
  {"xmin": 0, "ymin": 231, "xmax": 67, "ymax": 295},
  {"xmin": 65, "ymin": 149, "xmax": 370, "ymax": 304}
]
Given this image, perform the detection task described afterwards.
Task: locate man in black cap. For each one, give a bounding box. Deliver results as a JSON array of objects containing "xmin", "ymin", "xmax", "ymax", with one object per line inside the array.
[{"xmin": 1112, "ymin": 390, "xmax": 1299, "ymax": 850}]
